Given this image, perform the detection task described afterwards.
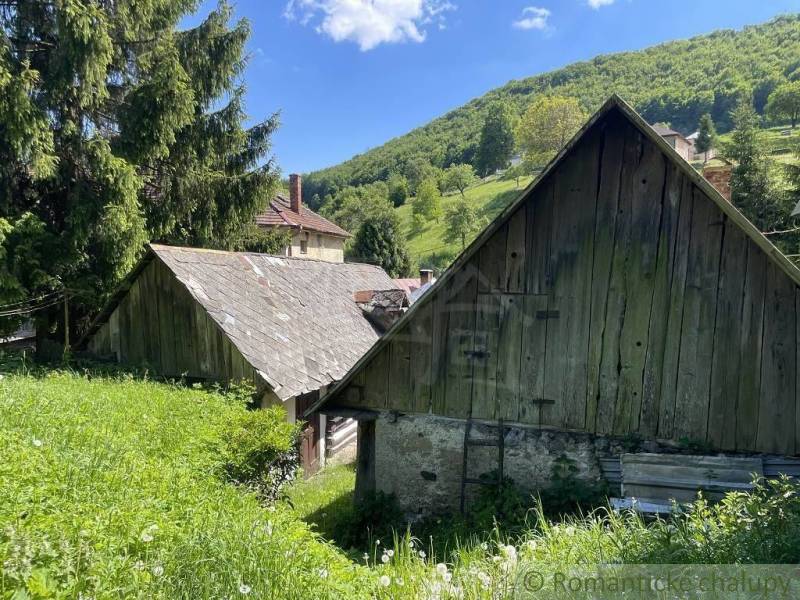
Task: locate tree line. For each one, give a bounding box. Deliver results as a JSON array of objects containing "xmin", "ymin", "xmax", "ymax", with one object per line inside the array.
[{"xmin": 302, "ymin": 15, "xmax": 800, "ymax": 202}]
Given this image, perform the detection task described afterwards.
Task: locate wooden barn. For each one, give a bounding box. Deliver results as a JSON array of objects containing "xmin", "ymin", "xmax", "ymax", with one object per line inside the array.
[
  {"xmin": 309, "ymin": 96, "xmax": 800, "ymax": 515},
  {"xmin": 79, "ymin": 244, "xmax": 399, "ymax": 473}
]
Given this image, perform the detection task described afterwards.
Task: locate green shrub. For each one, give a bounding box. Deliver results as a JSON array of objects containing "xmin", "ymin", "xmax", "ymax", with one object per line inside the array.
[
  {"xmin": 538, "ymin": 454, "xmax": 608, "ymax": 518},
  {"xmin": 216, "ymin": 405, "xmax": 300, "ymax": 502},
  {"xmin": 469, "ymin": 472, "xmax": 531, "ymax": 532}
]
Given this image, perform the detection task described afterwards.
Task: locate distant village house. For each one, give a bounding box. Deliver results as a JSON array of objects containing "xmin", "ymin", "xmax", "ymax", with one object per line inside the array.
[{"xmin": 256, "ymin": 174, "xmax": 349, "ymax": 262}]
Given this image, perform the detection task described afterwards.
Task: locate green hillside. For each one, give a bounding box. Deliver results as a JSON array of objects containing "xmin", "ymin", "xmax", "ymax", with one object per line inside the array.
[
  {"xmin": 304, "ymin": 15, "xmax": 800, "ymax": 201},
  {"xmin": 401, "ymin": 176, "xmax": 532, "ymax": 268}
]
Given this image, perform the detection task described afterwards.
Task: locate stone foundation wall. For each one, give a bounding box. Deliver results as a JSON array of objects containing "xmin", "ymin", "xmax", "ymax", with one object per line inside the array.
[{"xmin": 372, "ymin": 412, "xmax": 632, "ymax": 517}]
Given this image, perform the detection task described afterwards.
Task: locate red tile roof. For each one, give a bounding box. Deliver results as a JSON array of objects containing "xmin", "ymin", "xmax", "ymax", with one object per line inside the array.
[
  {"xmin": 255, "ymin": 194, "xmax": 350, "ymax": 238},
  {"xmin": 393, "ymin": 278, "xmax": 422, "ymax": 296}
]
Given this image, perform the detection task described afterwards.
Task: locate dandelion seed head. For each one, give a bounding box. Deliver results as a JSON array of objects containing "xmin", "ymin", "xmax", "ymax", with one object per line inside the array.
[
  {"xmin": 151, "ymin": 565, "xmax": 164, "ymax": 577},
  {"xmin": 381, "ymin": 554, "xmax": 389, "ymax": 564},
  {"xmin": 379, "ymin": 575, "xmax": 391, "ymax": 587},
  {"xmin": 32, "ymin": 438, "xmax": 42, "ymax": 447},
  {"xmin": 239, "ymin": 583, "xmax": 252, "ymax": 594}
]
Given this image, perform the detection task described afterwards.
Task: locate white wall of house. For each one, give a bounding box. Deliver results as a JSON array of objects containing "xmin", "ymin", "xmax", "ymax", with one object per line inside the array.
[{"xmin": 288, "ymin": 231, "xmax": 345, "ymax": 263}]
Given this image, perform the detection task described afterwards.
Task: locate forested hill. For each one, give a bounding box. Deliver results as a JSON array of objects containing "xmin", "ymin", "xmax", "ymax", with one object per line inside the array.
[{"xmin": 303, "ymin": 14, "xmax": 800, "ymax": 202}]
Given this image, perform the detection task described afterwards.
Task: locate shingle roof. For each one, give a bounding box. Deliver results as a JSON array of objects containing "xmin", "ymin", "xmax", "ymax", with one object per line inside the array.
[
  {"xmin": 103, "ymin": 244, "xmax": 395, "ymax": 401},
  {"xmin": 255, "ymin": 194, "xmax": 351, "ymax": 238}
]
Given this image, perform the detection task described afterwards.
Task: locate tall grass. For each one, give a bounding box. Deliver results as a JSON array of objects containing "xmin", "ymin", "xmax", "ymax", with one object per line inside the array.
[
  {"xmin": 3, "ymin": 369, "xmax": 800, "ymax": 599},
  {"xmin": 0, "ymin": 372, "xmax": 371, "ymax": 598}
]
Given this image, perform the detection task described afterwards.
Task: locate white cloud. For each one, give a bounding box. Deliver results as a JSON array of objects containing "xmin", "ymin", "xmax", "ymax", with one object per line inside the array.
[
  {"xmin": 588, "ymin": 0, "xmax": 615, "ymax": 8},
  {"xmin": 512, "ymin": 6, "xmax": 551, "ymax": 31},
  {"xmin": 284, "ymin": 0, "xmax": 456, "ymax": 51}
]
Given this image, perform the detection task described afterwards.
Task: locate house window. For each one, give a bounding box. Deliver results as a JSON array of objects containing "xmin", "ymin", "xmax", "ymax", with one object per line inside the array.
[
  {"xmin": 317, "ymin": 234, "xmax": 323, "ymax": 247},
  {"xmin": 300, "ymin": 233, "xmax": 308, "ymax": 254}
]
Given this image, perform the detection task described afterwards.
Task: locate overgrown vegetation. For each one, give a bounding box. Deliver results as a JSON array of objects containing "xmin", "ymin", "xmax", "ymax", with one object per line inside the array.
[{"xmin": 3, "ymin": 368, "xmax": 800, "ymax": 598}]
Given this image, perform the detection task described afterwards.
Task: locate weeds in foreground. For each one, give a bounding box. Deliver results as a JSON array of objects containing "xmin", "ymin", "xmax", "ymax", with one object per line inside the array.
[{"xmin": 3, "ymin": 369, "xmax": 800, "ymax": 599}]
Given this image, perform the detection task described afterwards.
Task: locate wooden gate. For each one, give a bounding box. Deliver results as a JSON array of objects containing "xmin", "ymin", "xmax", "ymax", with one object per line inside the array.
[{"xmin": 296, "ymin": 392, "xmax": 321, "ymax": 477}]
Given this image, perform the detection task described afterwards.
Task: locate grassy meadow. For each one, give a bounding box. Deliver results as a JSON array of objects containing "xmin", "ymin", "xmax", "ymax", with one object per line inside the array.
[
  {"xmin": 398, "ymin": 175, "xmax": 533, "ymax": 269},
  {"xmin": 3, "ymin": 366, "xmax": 800, "ymax": 599}
]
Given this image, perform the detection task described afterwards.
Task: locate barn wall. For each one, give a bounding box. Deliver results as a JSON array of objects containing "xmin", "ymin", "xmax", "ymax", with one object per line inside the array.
[
  {"xmin": 371, "ymin": 411, "xmax": 620, "ymax": 516},
  {"xmin": 87, "ymin": 258, "xmax": 260, "ymax": 386},
  {"xmin": 337, "ymin": 110, "xmax": 800, "ymax": 456}
]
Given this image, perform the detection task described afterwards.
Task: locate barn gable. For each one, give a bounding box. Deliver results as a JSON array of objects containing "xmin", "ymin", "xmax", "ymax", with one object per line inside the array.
[{"xmin": 312, "ymin": 95, "xmax": 800, "ymax": 456}]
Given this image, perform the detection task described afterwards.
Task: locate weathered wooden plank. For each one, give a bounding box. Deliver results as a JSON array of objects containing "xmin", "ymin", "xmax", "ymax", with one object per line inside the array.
[
  {"xmin": 518, "ymin": 294, "xmax": 548, "ymax": 425},
  {"xmin": 640, "ymin": 164, "xmax": 683, "ymax": 436},
  {"xmin": 442, "ymin": 255, "xmax": 479, "ymax": 418},
  {"xmin": 154, "ymin": 262, "xmax": 178, "ymax": 376},
  {"xmin": 797, "ymin": 287, "xmax": 800, "ymax": 457},
  {"xmin": 596, "ymin": 131, "xmax": 633, "ymax": 435},
  {"xmin": 657, "ymin": 175, "xmax": 694, "ymax": 440},
  {"xmin": 540, "ymin": 295, "xmax": 573, "ymax": 428},
  {"xmin": 734, "ymin": 241, "xmax": 766, "ymax": 451},
  {"xmin": 585, "ymin": 117, "xmax": 626, "ymax": 433},
  {"xmin": 410, "ymin": 300, "xmax": 433, "ymax": 413},
  {"xmin": 707, "ymin": 220, "xmax": 748, "ymax": 450},
  {"xmin": 478, "ymin": 224, "xmax": 508, "ymax": 293},
  {"xmin": 616, "ymin": 131, "xmax": 666, "ymax": 434},
  {"xmin": 525, "ymin": 182, "xmax": 554, "ymax": 296},
  {"xmin": 364, "ymin": 346, "xmax": 390, "ymax": 409},
  {"xmin": 757, "ymin": 261, "xmax": 796, "ymax": 454},
  {"xmin": 496, "ymin": 294, "xmax": 525, "ymax": 422},
  {"xmin": 137, "ymin": 263, "xmax": 161, "ymax": 370},
  {"xmin": 555, "ymin": 130, "xmax": 602, "ymax": 431},
  {"xmin": 673, "ymin": 185, "xmax": 723, "ymax": 443},
  {"xmin": 504, "ymin": 207, "xmax": 527, "ymax": 293},
  {"xmin": 127, "ymin": 275, "xmax": 146, "ymax": 366},
  {"xmin": 471, "ymin": 293, "xmax": 502, "ymax": 420},
  {"xmin": 430, "ymin": 276, "xmax": 451, "ymax": 415},
  {"xmin": 388, "ymin": 324, "xmax": 413, "ymax": 412}
]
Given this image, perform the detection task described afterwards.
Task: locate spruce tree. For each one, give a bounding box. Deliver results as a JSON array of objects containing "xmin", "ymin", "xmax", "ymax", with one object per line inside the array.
[
  {"xmin": 0, "ymin": 1, "xmax": 278, "ymax": 340},
  {"xmin": 694, "ymin": 113, "xmax": 717, "ymax": 162},
  {"xmin": 726, "ymin": 100, "xmax": 793, "ymax": 251}
]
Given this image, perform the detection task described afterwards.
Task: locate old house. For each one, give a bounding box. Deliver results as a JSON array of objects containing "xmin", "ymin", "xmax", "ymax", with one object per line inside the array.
[
  {"xmin": 256, "ymin": 174, "xmax": 350, "ymax": 262},
  {"xmin": 79, "ymin": 244, "xmax": 399, "ymax": 473},
  {"xmin": 309, "ymin": 96, "xmax": 800, "ymax": 515},
  {"xmin": 653, "ymin": 123, "xmax": 693, "ymax": 161}
]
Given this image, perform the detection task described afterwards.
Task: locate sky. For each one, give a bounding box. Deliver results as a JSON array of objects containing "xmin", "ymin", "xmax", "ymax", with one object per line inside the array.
[{"xmin": 185, "ymin": 0, "xmax": 800, "ymax": 175}]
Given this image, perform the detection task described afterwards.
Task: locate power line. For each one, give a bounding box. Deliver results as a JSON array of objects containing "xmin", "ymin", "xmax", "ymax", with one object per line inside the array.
[{"xmin": 0, "ymin": 290, "xmax": 63, "ymax": 311}]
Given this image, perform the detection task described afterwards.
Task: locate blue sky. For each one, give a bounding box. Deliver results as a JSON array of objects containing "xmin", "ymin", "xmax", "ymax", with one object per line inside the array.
[{"xmin": 187, "ymin": 0, "xmax": 800, "ymax": 174}]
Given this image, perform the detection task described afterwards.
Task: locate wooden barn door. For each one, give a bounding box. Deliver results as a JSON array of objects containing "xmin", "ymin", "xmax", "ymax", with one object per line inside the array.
[{"xmin": 295, "ymin": 392, "xmax": 321, "ymax": 477}]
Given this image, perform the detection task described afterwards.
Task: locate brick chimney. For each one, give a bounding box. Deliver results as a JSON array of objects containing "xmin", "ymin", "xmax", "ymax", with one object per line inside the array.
[
  {"xmin": 419, "ymin": 268, "xmax": 433, "ymax": 286},
  {"xmin": 289, "ymin": 174, "xmax": 302, "ymax": 213},
  {"xmin": 702, "ymin": 165, "xmax": 732, "ymax": 202}
]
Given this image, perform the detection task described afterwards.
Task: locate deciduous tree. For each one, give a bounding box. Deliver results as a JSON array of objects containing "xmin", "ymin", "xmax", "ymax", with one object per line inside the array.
[
  {"xmin": 443, "ymin": 164, "xmax": 477, "ymax": 198},
  {"xmin": 444, "ymin": 198, "xmax": 486, "ymax": 249},
  {"xmin": 475, "ymin": 102, "xmax": 517, "ymax": 176},
  {"xmin": 413, "ymin": 178, "xmax": 442, "ymax": 224},
  {"xmin": 516, "ymin": 96, "xmax": 586, "ymax": 167},
  {"xmin": 767, "ymin": 81, "xmax": 800, "ymax": 128}
]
